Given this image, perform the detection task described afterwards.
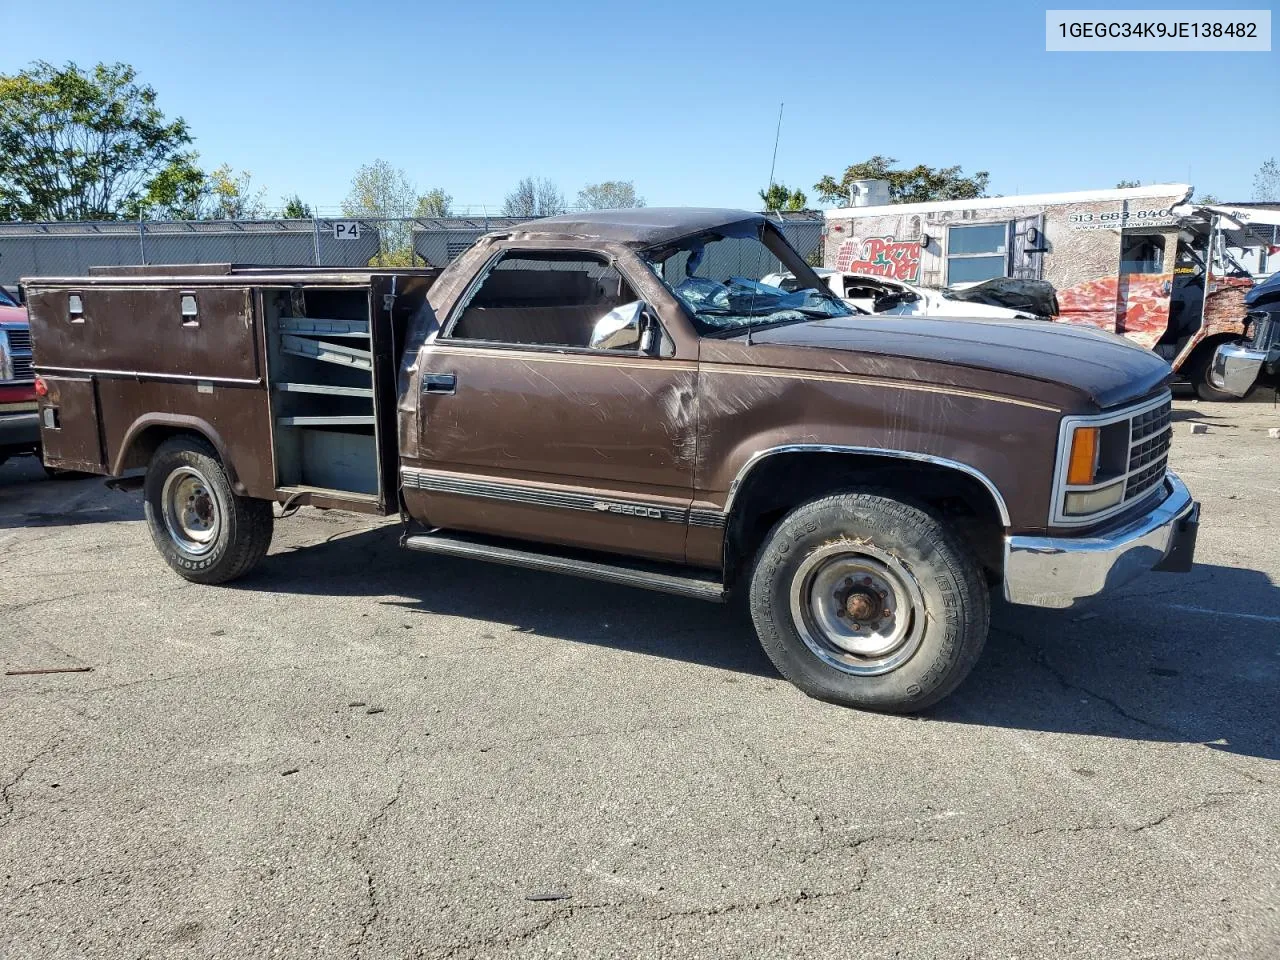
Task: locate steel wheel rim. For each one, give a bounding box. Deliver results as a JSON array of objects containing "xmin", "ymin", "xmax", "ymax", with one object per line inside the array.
[
  {"xmin": 788, "ymin": 541, "xmax": 927, "ymax": 676},
  {"xmin": 161, "ymin": 467, "xmax": 220, "ymax": 556}
]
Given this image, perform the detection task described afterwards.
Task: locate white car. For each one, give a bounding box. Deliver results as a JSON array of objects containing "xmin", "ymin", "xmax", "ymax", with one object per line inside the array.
[{"xmin": 762, "ymin": 269, "xmax": 1044, "ymax": 321}]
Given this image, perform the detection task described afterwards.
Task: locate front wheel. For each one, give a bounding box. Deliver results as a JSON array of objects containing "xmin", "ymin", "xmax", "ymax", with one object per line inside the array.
[
  {"xmin": 749, "ymin": 491, "xmax": 989, "ymax": 713},
  {"xmin": 143, "ymin": 435, "xmax": 273, "ymax": 584}
]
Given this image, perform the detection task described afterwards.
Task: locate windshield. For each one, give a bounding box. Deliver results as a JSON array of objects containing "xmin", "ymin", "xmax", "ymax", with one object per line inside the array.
[
  {"xmin": 0, "ymin": 288, "xmax": 17, "ymax": 308},
  {"xmin": 642, "ymin": 224, "xmax": 852, "ymax": 335}
]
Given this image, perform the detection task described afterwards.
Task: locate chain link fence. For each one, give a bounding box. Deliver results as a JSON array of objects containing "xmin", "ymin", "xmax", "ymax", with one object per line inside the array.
[{"xmin": 0, "ymin": 214, "xmax": 825, "ymax": 287}]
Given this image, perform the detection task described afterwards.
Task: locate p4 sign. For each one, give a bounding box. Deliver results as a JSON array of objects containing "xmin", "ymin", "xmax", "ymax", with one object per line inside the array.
[{"xmin": 332, "ymin": 221, "xmax": 362, "ymax": 241}]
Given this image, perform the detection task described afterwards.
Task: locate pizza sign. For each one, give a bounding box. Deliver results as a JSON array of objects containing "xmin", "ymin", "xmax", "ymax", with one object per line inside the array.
[{"xmin": 835, "ymin": 236, "xmax": 923, "ymax": 282}]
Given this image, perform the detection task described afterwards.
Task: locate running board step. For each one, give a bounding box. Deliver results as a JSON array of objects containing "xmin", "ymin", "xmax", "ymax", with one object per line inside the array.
[{"xmin": 402, "ymin": 532, "xmax": 727, "ymax": 602}]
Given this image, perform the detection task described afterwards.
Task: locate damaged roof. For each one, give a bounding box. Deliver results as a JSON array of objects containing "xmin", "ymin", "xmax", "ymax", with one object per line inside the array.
[{"xmin": 510, "ymin": 207, "xmax": 765, "ymax": 247}]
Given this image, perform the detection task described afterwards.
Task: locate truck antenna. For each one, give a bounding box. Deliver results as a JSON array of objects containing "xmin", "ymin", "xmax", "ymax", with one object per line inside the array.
[{"xmin": 766, "ymin": 102, "xmax": 784, "ymax": 199}]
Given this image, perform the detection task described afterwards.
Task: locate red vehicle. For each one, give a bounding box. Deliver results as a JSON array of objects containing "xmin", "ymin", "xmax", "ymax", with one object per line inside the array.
[{"xmin": 0, "ymin": 286, "xmax": 39, "ymax": 466}]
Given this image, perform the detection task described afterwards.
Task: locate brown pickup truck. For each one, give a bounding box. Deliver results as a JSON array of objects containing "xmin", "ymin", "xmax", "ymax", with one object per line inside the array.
[{"xmin": 23, "ymin": 208, "xmax": 1199, "ymax": 712}]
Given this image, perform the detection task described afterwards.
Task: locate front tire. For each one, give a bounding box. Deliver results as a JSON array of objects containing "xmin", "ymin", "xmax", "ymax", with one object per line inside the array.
[
  {"xmin": 749, "ymin": 491, "xmax": 989, "ymax": 713},
  {"xmin": 143, "ymin": 435, "xmax": 273, "ymax": 584}
]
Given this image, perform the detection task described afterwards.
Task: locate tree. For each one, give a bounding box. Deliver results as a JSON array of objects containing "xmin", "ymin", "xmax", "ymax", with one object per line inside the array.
[
  {"xmin": 0, "ymin": 61, "xmax": 196, "ymax": 221},
  {"xmin": 502, "ymin": 177, "xmax": 565, "ymax": 218},
  {"xmin": 415, "ymin": 187, "xmax": 453, "ymax": 218},
  {"xmin": 342, "ymin": 159, "xmax": 418, "ymax": 220},
  {"xmin": 204, "ymin": 164, "xmax": 267, "ymax": 219},
  {"xmin": 813, "ymin": 155, "xmax": 989, "ymax": 206},
  {"xmin": 279, "ymin": 194, "xmax": 312, "ymax": 218},
  {"xmin": 577, "ymin": 180, "xmax": 644, "ymax": 210},
  {"xmin": 1115, "ymin": 179, "xmax": 1142, "ymax": 188},
  {"xmin": 342, "ymin": 160, "xmax": 421, "ymax": 265},
  {"xmin": 759, "ymin": 183, "xmax": 807, "ymax": 211},
  {"xmin": 1254, "ymin": 158, "xmax": 1279, "ymax": 202}
]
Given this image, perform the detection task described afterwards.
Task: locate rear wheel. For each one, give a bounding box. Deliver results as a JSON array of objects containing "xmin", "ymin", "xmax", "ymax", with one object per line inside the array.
[
  {"xmin": 143, "ymin": 435, "xmax": 273, "ymax": 584},
  {"xmin": 748, "ymin": 490, "xmax": 989, "ymax": 713}
]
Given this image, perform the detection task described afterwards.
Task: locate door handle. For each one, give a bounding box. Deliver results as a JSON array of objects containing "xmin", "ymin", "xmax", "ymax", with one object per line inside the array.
[{"xmin": 422, "ymin": 372, "xmax": 456, "ymax": 395}]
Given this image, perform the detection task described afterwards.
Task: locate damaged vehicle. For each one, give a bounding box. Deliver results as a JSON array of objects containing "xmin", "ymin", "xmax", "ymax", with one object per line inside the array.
[
  {"xmin": 1209, "ymin": 269, "xmax": 1280, "ymax": 397},
  {"xmin": 761, "ymin": 269, "xmax": 1047, "ymax": 320},
  {"xmin": 23, "ymin": 208, "xmax": 1199, "ymax": 713}
]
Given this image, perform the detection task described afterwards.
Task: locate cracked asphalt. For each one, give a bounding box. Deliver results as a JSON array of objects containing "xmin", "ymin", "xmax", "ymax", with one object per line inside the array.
[{"xmin": 1, "ymin": 396, "xmax": 1278, "ymax": 960}]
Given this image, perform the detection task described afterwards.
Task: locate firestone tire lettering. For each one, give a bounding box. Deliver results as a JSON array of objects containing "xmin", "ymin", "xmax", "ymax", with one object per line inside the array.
[{"xmin": 143, "ymin": 435, "xmax": 274, "ymax": 585}]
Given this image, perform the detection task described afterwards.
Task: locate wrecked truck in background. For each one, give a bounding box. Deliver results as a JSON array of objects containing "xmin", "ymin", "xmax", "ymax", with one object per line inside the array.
[
  {"xmin": 1210, "ymin": 267, "xmax": 1280, "ymax": 397},
  {"xmin": 824, "ymin": 184, "xmax": 1274, "ymax": 399},
  {"xmin": 760, "ymin": 268, "xmax": 1054, "ymax": 321},
  {"xmin": 23, "ymin": 208, "xmax": 1199, "ymax": 714}
]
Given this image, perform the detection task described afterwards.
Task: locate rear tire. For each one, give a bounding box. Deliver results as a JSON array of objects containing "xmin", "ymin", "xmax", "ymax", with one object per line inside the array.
[
  {"xmin": 748, "ymin": 490, "xmax": 989, "ymax": 713},
  {"xmin": 143, "ymin": 435, "xmax": 273, "ymax": 584}
]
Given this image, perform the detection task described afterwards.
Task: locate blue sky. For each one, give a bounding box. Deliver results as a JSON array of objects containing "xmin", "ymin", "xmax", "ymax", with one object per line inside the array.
[{"xmin": 3, "ymin": 0, "xmax": 1277, "ymax": 212}]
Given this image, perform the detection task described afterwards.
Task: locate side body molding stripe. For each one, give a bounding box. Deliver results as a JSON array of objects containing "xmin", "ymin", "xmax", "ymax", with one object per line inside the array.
[{"xmin": 400, "ymin": 467, "xmax": 726, "ymax": 528}]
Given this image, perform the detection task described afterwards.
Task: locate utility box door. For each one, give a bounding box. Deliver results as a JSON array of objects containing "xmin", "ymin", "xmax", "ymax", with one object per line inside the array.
[{"xmin": 38, "ymin": 375, "xmax": 104, "ymax": 471}]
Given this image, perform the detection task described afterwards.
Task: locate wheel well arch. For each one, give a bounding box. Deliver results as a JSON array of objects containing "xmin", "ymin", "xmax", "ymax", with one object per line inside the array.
[
  {"xmin": 722, "ymin": 449, "xmax": 1009, "ymax": 587},
  {"xmin": 1174, "ymin": 330, "xmax": 1242, "ymax": 374},
  {"xmin": 114, "ymin": 416, "xmax": 245, "ymax": 494}
]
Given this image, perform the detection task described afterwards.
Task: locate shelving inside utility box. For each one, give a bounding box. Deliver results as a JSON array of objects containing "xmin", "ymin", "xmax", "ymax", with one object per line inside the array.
[{"xmin": 264, "ymin": 286, "xmax": 380, "ymax": 495}]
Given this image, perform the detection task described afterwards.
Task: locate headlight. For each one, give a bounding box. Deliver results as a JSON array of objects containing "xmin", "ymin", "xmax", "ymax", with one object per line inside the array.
[
  {"xmin": 1064, "ymin": 481, "xmax": 1125, "ymax": 516},
  {"xmin": 1051, "ymin": 394, "xmax": 1172, "ymax": 526},
  {"xmin": 0, "ymin": 330, "xmax": 12, "ymax": 381}
]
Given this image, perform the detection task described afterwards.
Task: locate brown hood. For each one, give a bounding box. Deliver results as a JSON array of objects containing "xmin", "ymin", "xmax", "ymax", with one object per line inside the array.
[{"xmin": 739, "ymin": 315, "xmax": 1171, "ymax": 410}]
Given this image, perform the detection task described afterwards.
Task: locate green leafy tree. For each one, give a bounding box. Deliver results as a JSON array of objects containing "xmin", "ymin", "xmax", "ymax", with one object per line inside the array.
[
  {"xmin": 342, "ymin": 159, "xmax": 418, "ymax": 220},
  {"xmin": 577, "ymin": 180, "xmax": 644, "ymax": 209},
  {"xmin": 204, "ymin": 164, "xmax": 267, "ymax": 219},
  {"xmin": 0, "ymin": 60, "xmax": 196, "ymax": 221},
  {"xmin": 759, "ymin": 183, "xmax": 807, "ymax": 211},
  {"xmin": 279, "ymin": 194, "xmax": 312, "ymax": 218},
  {"xmin": 1254, "ymin": 158, "xmax": 1279, "ymax": 202},
  {"xmin": 813, "ymin": 155, "xmax": 989, "ymax": 206},
  {"xmin": 415, "ymin": 187, "xmax": 453, "ymax": 217},
  {"xmin": 503, "ymin": 177, "xmax": 565, "ymax": 218},
  {"xmin": 343, "ymin": 160, "xmax": 420, "ymax": 264},
  {"xmin": 132, "ymin": 157, "xmax": 206, "ymax": 219}
]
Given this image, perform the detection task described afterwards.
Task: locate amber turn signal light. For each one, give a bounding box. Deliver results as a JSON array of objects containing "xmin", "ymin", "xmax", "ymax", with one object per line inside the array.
[{"xmin": 1066, "ymin": 426, "xmax": 1099, "ymax": 485}]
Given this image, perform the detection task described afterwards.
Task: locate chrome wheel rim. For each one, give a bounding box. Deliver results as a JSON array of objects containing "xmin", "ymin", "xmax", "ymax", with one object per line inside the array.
[
  {"xmin": 788, "ymin": 541, "xmax": 926, "ymax": 676},
  {"xmin": 161, "ymin": 467, "xmax": 220, "ymax": 556}
]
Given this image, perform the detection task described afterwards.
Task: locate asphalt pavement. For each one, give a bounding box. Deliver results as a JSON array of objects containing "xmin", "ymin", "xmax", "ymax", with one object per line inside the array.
[{"xmin": 1, "ymin": 397, "xmax": 1277, "ymax": 959}]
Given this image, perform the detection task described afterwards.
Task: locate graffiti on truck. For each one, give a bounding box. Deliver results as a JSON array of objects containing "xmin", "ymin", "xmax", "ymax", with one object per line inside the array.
[
  {"xmin": 1057, "ymin": 274, "xmax": 1174, "ymax": 349},
  {"xmin": 835, "ymin": 237, "xmax": 923, "ymax": 282}
]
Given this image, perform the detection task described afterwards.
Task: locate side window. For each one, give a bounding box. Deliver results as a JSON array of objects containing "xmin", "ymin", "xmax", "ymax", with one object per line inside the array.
[
  {"xmin": 1120, "ymin": 233, "xmax": 1165, "ymax": 275},
  {"xmin": 946, "ymin": 222, "xmax": 1009, "ymax": 284},
  {"xmin": 448, "ymin": 251, "xmax": 642, "ymax": 351}
]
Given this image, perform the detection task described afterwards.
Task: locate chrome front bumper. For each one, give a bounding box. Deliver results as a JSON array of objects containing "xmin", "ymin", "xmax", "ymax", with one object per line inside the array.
[
  {"xmin": 1209, "ymin": 342, "xmax": 1267, "ymax": 398},
  {"xmin": 1003, "ymin": 473, "xmax": 1199, "ymax": 609}
]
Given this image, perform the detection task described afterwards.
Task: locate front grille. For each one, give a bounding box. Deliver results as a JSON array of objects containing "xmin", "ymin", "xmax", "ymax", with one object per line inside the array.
[
  {"xmin": 5, "ymin": 328, "xmax": 31, "ymax": 352},
  {"xmin": 10, "ymin": 356, "xmax": 33, "ymax": 381},
  {"xmin": 1248, "ymin": 311, "xmax": 1279, "ymax": 352},
  {"xmin": 1125, "ymin": 398, "xmax": 1172, "ymax": 503}
]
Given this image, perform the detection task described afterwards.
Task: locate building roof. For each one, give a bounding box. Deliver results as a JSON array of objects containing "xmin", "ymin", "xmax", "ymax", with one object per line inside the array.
[
  {"xmin": 824, "ymin": 183, "xmax": 1194, "ymax": 219},
  {"xmin": 510, "ymin": 207, "xmax": 766, "ymax": 246}
]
